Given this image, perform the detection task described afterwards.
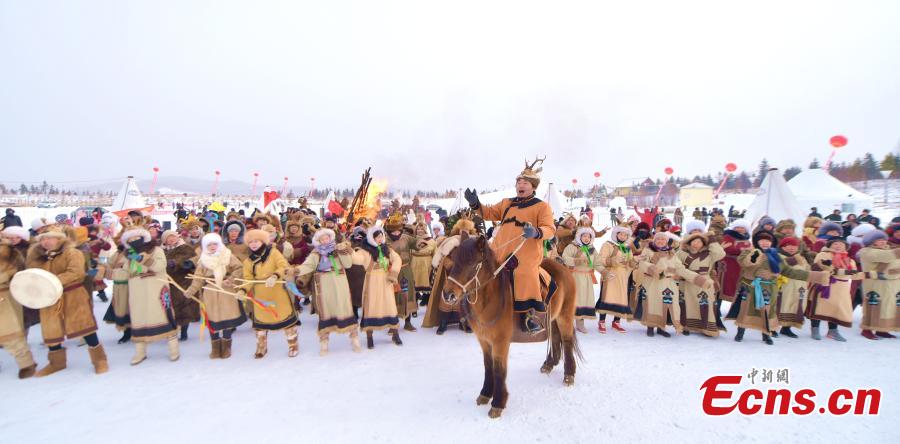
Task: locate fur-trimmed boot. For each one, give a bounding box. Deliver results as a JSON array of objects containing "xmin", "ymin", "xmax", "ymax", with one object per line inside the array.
[
  {"xmin": 36, "ymin": 348, "xmax": 67, "ymax": 377},
  {"xmin": 209, "ymin": 339, "xmax": 223, "ymax": 359},
  {"xmin": 366, "ymin": 331, "xmax": 374, "ymax": 349},
  {"xmin": 131, "ymin": 342, "xmax": 147, "ymax": 366},
  {"xmin": 18, "ymin": 363, "xmax": 37, "ymax": 379},
  {"xmin": 350, "ymin": 331, "xmax": 361, "ymax": 353},
  {"xmin": 391, "ymin": 328, "xmax": 403, "ymax": 346},
  {"xmin": 254, "ymin": 330, "xmax": 268, "ymax": 359},
  {"xmin": 286, "ymin": 326, "xmax": 299, "ymax": 358},
  {"xmin": 168, "ymin": 336, "xmax": 180, "ymax": 361},
  {"xmin": 88, "ymin": 345, "xmax": 109, "ymax": 374},
  {"xmin": 221, "ymin": 338, "xmax": 233, "ymax": 359},
  {"xmin": 403, "ymin": 316, "xmax": 417, "ymax": 332}
]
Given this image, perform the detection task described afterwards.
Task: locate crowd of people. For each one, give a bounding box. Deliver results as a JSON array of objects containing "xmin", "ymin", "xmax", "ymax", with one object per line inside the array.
[{"xmin": 0, "ymin": 171, "xmax": 898, "ymax": 381}]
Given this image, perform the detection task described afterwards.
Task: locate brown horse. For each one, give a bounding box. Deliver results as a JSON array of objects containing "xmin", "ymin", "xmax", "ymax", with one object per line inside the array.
[{"xmin": 441, "ymin": 232, "xmax": 581, "ymax": 419}]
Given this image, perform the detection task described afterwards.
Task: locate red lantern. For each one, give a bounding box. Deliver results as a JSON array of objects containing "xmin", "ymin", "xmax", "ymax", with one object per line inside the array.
[
  {"xmin": 571, "ymin": 178, "xmax": 578, "ymax": 184},
  {"xmin": 664, "ymin": 167, "xmax": 674, "ymax": 175},
  {"xmin": 725, "ymin": 163, "xmax": 737, "ymax": 173},
  {"xmin": 593, "ymin": 171, "xmax": 601, "ymax": 178},
  {"xmin": 215, "ymin": 170, "xmax": 220, "ymax": 175},
  {"xmin": 284, "ymin": 176, "xmax": 289, "ymax": 181},
  {"xmin": 254, "ymin": 172, "xmax": 259, "ymax": 177},
  {"xmin": 830, "ymin": 135, "xmax": 847, "ymax": 148},
  {"xmin": 152, "ymin": 167, "xmax": 159, "ymax": 173}
]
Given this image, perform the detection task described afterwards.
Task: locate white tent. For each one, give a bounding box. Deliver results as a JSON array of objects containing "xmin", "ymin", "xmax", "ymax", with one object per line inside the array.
[
  {"xmin": 448, "ymin": 189, "xmax": 464, "ymax": 214},
  {"xmin": 788, "ymin": 168, "xmax": 875, "ymax": 214},
  {"xmin": 109, "ymin": 176, "xmax": 147, "ymax": 212},
  {"xmin": 744, "ymin": 168, "xmax": 807, "ymax": 233},
  {"xmin": 543, "ymin": 183, "xmax": 568, "ymax": 218}
]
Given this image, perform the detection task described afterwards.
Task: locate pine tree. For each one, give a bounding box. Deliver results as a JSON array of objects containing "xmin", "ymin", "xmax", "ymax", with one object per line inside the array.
[
  {"xmin": 754, "ymin": 159, "xmax": 770, "ymax": 187},
  {"xmin": 736, "ymin": 172, "xmax": 753, "ymax": 191},
  {"xmin": 783, "ymin": 166, "xmax": 802, "ymax": 181},
  {"xmin": 809, "ymin": 158, "xmax": 820, "ymax": 169},
  {"xmin": 862, "ymin": 153, "xmax": 880, "ymax": 180}
]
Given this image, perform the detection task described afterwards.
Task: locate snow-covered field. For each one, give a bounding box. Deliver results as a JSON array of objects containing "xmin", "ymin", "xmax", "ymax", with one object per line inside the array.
[{"xmin": 2, "ymin": 294, "xmax": 896, "ymax": 443}]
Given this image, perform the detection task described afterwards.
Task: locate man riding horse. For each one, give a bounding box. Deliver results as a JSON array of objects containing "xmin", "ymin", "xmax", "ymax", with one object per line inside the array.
[{"xmin": 464, "ymin": 157, "xmax": 555, "ymax": 334}]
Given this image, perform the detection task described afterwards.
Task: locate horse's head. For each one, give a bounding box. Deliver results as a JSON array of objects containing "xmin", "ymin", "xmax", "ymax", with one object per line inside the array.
[{"xmin": 443, "ymin": 232, "xmax": 490, "ymax": 305}]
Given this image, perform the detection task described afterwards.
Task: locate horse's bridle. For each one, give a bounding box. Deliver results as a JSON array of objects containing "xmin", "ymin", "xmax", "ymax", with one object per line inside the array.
[{"xmin": 445, "ymin": 237, "xmax": 527, "ymax": 306}]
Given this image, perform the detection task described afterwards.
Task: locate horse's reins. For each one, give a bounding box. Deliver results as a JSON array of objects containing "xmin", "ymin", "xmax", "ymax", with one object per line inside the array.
[{"xmin": 447, "ymin": 237, "xmax": 528, "ymax": 328}]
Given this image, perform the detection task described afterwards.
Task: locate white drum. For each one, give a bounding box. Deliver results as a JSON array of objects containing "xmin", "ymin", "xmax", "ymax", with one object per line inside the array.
[{"xmin": 10, "ymin": 269, "xmax": 64, "ymax": 309}]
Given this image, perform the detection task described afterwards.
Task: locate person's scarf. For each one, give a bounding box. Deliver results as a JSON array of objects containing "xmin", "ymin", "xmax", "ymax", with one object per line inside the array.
[
  {"xmin": 362, "ymin": 242, "xmax": 389, "ymax": 270},
  {"xmin": 830, "ymin": 250, "xmax": 851, "ymax": 270},
  {"xmin": 316, "ymin": 241, "xmax": 339, "ymax": 274},
  {"xmin": 763, "ymin": 247, "xmax": 782, "ymax": 274},
  {"xmin": 249, "ymin": 244, "xmax": 272, "ymax": 276},
  {"xmin": 723, "ymin": 229, "xmax": 749, "ymax": 241},
  {"xmin": 649, "ymin": 243, "xmax": 672, "ymax": 253},
  {"xmin": 199, "ymin": 245, "xmax": 233, "ymax": 287},
  {"xmin": 614, "ymin": 241, "xmax": 632, "ymax": 262}
]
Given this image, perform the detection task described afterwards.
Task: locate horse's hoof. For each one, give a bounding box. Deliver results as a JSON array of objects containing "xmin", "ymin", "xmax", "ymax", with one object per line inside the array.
[
  {"xmin": 540, "ymin": 364, "xmax": 553, "ymax": 374},
  {"xmin": 488, "ymin": 407, "xmax": 503, "ymax": 419},
  {"xmin": 476, "ymin": 395, "xmax": 491, "ymax": 406},
  {"xmin": 563, "ymin": 375, "xmax": 575, "ymax": 386}
]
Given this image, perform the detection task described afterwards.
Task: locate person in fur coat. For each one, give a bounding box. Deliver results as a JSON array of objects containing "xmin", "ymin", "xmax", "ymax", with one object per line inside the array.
[
  {"xmin": 242, "ymin": 229, "xmax": 300, "ymax": 358},
  {"xmin": 676, "ymin": 230, "xmax": 726, "ymax": 337},
  {"xmin": 562, "ymin": 227, "xmax": 605, "ymax": 333},
  {"xmin": 295, "ymin": 228, "xmax": 361, "ymax": 355},
  {"xmin": 222, "ymin": 220, "xmax": 250, "ymax": 262},
  {"xmin": 0, "ymin": 243, "xmax": 37, "ymax": 379},
  {"xmin": 775, "ymin": 237, "xmax": 810, "ymax": 338},
  {"xmin": 727, "ymin": 230, "xmax": 828, "ymax": 345},
  {"xmin": 1, "ymin": 226, "xmax": 39, "ymax": 337},
  {"xmin": 26, "ymin": 226, "xmax": 109, "ymax": 376},
  {"xmin": 120, "ymin": 228, "xmax": 180, "ymax": 365},
  {"xmin": 806, "ymin": 236, "xmax": 859, "ymax": 342},
  {"xmin": 423, "ymin": 216, "xmax": 477, "ymax": 334},
  {"xmin": 717, "ymin": 219, "xmax": 752, "ymax": 313},
  {"xmin": 596, "ymin": 225, "xmax": 636, "ymax": 333},
  {"xmin": 161, "ymin": 230, "xmax": 200, "ymax": 341},
  {"xmin": 858, "ymin": 230, "xmax": 900, "ymax": 339},
  {"xmin": 634, "ymin": 232, "xmax": 713, "ymax": 337},
  {"xmin": 351, "ymin": 226, "xmax": 404, "ymax": 349},
  {"xmin": 184, "ymin": 233, "xmax": 248, "ymax": 359}
]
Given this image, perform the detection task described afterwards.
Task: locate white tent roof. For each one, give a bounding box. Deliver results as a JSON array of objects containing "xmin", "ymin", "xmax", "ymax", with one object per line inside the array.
[
  {"xmin": 788, "ymin": 169, "xmax": 875, "ymax": 213},
  {"xmin": 109, "ymin": 176, "xmax": 146, "ymax": 211},
  {"xmin": 744, "ymin": 168, "xmax": 806, "ymax": 233},
  {"xmin": 542, "ymin": 183, "xmax": 567, "ymax": 218}
]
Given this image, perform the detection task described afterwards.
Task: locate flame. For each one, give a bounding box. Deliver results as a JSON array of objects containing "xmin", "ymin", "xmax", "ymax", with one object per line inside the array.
[{"xmin": 357, "ymin": 179, "xmax": 388, "ymax": 220}]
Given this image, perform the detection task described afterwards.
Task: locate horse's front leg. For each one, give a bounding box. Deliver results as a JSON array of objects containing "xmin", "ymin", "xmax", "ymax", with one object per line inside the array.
[
  {"xmin": 488, "ymin": 339, "xmax": 511, "ymax": 419},
  {"xmin": 477, "ymin": 339, "xmax": 493, "ymax": 406}
]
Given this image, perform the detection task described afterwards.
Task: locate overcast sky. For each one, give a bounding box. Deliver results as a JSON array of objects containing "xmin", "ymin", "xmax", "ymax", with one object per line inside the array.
[{"xmin": 2, "ymin": 1, "xmax": 899, "ymax": 191}]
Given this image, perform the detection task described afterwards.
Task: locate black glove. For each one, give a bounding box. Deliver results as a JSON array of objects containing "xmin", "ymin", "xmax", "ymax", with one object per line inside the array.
[
  {"xmin": 821, "ymin": 259, "xmax": 832, "ymax": 266},
  {"xmin": 522, "ymin": 224, "xmax": 541, "ymax": 239},
  {"xmin": 464, "ymin": 188, "xmax": 481, "ymax": 210},
  {"xmin": 750, "ymin": 250, "xmax": 760, "ymax": 262}
]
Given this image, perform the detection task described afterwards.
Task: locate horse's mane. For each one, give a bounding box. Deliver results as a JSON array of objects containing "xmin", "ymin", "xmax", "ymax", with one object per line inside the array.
[{"xmin": 453, "ymin": 237, "xmax": 509, "ymax": 304}]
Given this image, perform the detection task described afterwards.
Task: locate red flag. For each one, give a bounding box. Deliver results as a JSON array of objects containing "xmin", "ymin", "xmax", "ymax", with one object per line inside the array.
[
  {"xmin": 263, "ymin": 189, "xmax": 279, "ymax": 209},
  {"xmin": 328, "ymin": 200, "xmax": 344, "ymax": 216}
]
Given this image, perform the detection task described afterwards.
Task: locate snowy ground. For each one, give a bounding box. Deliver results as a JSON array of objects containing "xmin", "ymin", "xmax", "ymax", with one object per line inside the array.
[{"xmin": 1, "ymin": 294, "xmax": 897, "ymax": 443}]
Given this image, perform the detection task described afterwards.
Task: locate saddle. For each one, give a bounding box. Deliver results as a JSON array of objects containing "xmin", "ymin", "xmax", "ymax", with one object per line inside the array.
[{"xmin": 511, "ymin": 267, "xmax": 558, "ymax": 344}]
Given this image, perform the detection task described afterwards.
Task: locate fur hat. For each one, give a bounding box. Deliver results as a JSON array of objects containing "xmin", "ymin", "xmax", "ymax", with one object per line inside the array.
[
  {"xmin": 849, "ymin": 223, "xmax": 876, "ymax": 245},
  {"xmin": 244, "ymin": 229, "xmax": 271, "ymax": 246},
  {"xmin": 756, "ymin": 216, "xmax": 776, "ymax": 229},
  {"xmin": 160, "ymin": 230, "xmax": 181, "ymax": 245},
  {"xmin": 517, "ymin": 156, "xmax": 545, "ymax": 188},
  {"xmin": 779, "ymin": 236, "xmax": 800, "ymax": 249},
  {"xmin": 577, "ymin": 215, "xmax": 593, "ymax": 228},
  {"xmin": 181, "ymin": 215, "xmax": 204, "ymax": 232},
  {"xmin": 682, "ymin": 232, "xmax": 709, "ymax": 249},
  {"xmin": 574, "ymin": 227, "xmax": 595, "ymax": 246},
  {"xmin": 451, "ymin": 218, "xmax": 476, "ymax": 236},
  {"xmin": 862, "ymin": 230, "xmax": 888, "ymax": 247},
  {"xmin": 31, "ymin": 217, "xmax": 49, "ymax": 232},
  {"xmin": 2, "ymin": 226, "xmax": 30, "ymax": 242},
  {"xmin": 120, "ymin": 228, "xmax": 151, "ymax": 247},
  {"xmin": 223, "ymin": 220, "xmax": 246, "ymax": 245},
  {"xmin": 752, "ymin": 230, "xmax": 776, "ymax": 249},
  {"xmin": 366, "ymin": 226, "xmax": 386, "ymax": 247},
  {"xmin": 636, "ymin": 222, "xmax": 651, "ymax": 233},
  {"xmin": 201, "ymin": 233, "xmax": 223, "ymax": 252},
  {"xmin": 100, "ymin": 213, "xmax": 119, "ymax": 228},
  {"xmin": 774, "ymin": 219, "xmax": 796, "ymax": 233},
  {"xmin": 818, "ymin": 221, "xmax": 842, "ymax": 236},
  {"xmin": 684, "ymin": 219, "xmax": 706, "ymax": 234},
  {"xmin": 431, "ymin": 222, "xmax": 444, "ymax": 236},
  {"xmin": 727, "ymin": 219, "xmax": 751, "ymax": 232},
  {"xmin": 610, "ymin": 225, "xmax": 632, "ymax": 242},
  {"xmin": 312, "ymin": 228, "xmax": 336, "ymax": 248},
  {"xmin": 383, "ymin": 213, "xmax": 405, "ymax": 232},
  {"xmin": 34, "ymin": 225, "xmax": 67, "ymax": 242}
]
